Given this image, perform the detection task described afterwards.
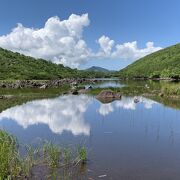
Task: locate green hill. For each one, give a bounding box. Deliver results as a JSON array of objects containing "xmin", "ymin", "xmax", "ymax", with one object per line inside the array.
[
  {"xmin": 0, "ymin": 48, "xmax": 110, "ymax": 80},
  {"xmin": 117, "ymin": 44, "xmax": 180, "ymax": 79},
  {"xmin": 86, "ymin": 66, "xmax": 110, "ymax": 73}
]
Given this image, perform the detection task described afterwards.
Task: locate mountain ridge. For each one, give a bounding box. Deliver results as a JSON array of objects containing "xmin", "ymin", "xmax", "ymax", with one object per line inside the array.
[{"xmin": 86, "ymin": 66, "xmax": 114, "ymax": 73}]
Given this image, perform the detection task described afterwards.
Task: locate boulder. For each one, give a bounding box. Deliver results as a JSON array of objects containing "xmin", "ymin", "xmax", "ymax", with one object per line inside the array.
[
  {"xmin": 134, "ymin": 97, "xmax": 139, "ymax": 103},
  {"xmin": 97, "ymin": 90, "xmax": 120, "ymax": 98},
  {"xmin": 96, "ymin": 90, "xmax": 121, "ymax": 103},
  {"xmin": 39, "ymin": 84, "xmax": 47, "ymax": 89},
  {"xmin": 72, "ymin": 90, "xmax": 78, "ymax": 95}
]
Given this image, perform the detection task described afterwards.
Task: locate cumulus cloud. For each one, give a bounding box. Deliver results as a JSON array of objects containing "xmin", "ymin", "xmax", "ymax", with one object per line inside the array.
[
  {"xmin": 97, "ymin": 103, "xmax": 114, "ymax": 116},
  {"xmin": 0, "ymin": 14, "xmax": 162, "ymax": 68},
  {"xmin": 111, "ymin": 41, "xmax": 162, "ymax": 60},
  {"xmin": 97, "ymin": 97, "xmax": 157, "ymax": 116},
  {"xmin": 115, "ymin": 97, "xmax": 136, "ymax": 110},
  {"xmin": 0, "ymin": 95, "xmax": 92, "ymax": 136},
  {"xmin": 97, "ymin": 35, "xmax": 115, "ymax": 57},
  {"xmin": 0, "ymin": 14, "xmax": 91, "ymax": 68},
  {"xmin": 115, "ymin": 97, "xmax": 157, "ymax": 111}
]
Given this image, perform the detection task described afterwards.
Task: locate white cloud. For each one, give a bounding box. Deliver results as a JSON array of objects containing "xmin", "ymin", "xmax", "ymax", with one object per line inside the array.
[
  {"xmin": 0, "ymin": 14, "xmax": 91, "ymax": 68},
  {"xmin": 97, "ymin": 35, "xmax": 114, "ymax": 57},
  {"xmin": 97, "ymin": 97, "xmax": 157, "ymax": 116},
  {"xmin": 0, "ymin": 14, "xmax": 162, "ymax": 68},
  {"xmin": 97, "ymin": 103, "xmax": 114, "ymax": 116},
  {"xmin": 140, "ymin": 97, "xmax": 157, "ymax": 109},
  {"xmin": 115, "ymin": 97, "xmax": 157, "ymax": 111},
  {"xmin": 111, "ymin": 41, "xmax": 162, "ymax": 60},
  {"xmin": 115, "ymin": 97, "xmax": 136, "ymax": 110},
  {"xmin": 0, "ymin": 95, "xmax": 92, "ymax": 136}
]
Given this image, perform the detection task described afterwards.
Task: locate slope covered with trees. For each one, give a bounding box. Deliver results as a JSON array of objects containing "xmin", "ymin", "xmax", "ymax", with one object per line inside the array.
[
  {"xmin": 0, "ymin": 48, "xmax": 109, "ymax": 80},
  {"xmin": 86, "ymin": 66, "xmax": 110, "ymax": 73},
  {"xmin": 117, "ymin": 44, "xmax": 180, "ymax": 79}
]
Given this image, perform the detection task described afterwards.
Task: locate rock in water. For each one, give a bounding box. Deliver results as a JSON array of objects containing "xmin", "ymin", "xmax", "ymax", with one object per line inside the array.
[
  {"xmin": 72, "ymin": 90, "xmax": 78, "ymax": 95},
  {"xmin": 96, "ymin": 90, "xmax": 121, "ymax": 103},
  {"xmin": 39, "ymin": 84, "xmax": 47, "ymax": 89},
  {"xmin": 96, "ymin": 90, "xmax": 119, "ymax": 98}
]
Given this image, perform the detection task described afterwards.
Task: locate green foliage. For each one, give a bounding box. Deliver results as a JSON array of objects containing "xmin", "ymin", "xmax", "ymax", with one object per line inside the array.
[
  {"xmin": 117, "ymin": 44, "xmax": 180, "ymax": 79},
  {"xmin": 86, "ymin": 66, "xmax": 110, "ymax": 73},
  {"xmin": 161, "ymin": 83, "xmax": 180, "ymax": 96},
  {"xmin": 63, "ymin": 148, "xmax": 72, "ymax": 164},
  {"xmin": 77, "ymin": 146, "xmax": 87, "ymax": 163},
  {"xmin": 0, "ymin": 48, "xmax": 111, "ymax": 80},
  {"xmin": 0, "ymin": 129, "xmax": 88, "ymax": 179},
  {"xmin": 43, "ymin": 142, "xmax": 62, "ymax": 168},
  {"xmin": 0, "ymin": 130, "xmax": 21, "ymax": 179},
  {"xmin": 0, "ymin": 85, "xmax": 70, "ymax": 112}
]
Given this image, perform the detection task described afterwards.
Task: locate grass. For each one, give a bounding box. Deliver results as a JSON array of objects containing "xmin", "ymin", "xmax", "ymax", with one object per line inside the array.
[
  {"xmin": 0, "ymin": 130, "xmax": 22, "ymax": 179},
  {"xmin": 0, "ymin": 85, "xmax": 70, "ymax": 112},
  {"xmin": 43, "ymin": 142, "xmax": 62, "ymax": 168},
  {"xmin": 77, "ymin": 146, "xmax": 87, "ymax": 163},
  {"xmin": 161, "ymin": 83, "xmax": 180, "ymax": 96},
  {"xmin": 88, "ymin": 80, "xmax": 180, "ymax": 97},
  {"xmin": 0, "ymin": 47, "xmax": 111, "ymax": 80},
  {"xmin": 63, "ymin": 148, "xmax": 72, "ymax": 164},
  {"xmin": 0, "ymin": 129, "xmax": 88, "ymax": 179},
  {"xmin": 117, "ymin": 43, "xmax": 180, "ymax": 79}
]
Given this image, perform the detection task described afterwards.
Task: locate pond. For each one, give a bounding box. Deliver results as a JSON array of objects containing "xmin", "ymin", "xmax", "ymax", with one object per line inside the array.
[
  {"xmin": 0, "ymin": 81, "xmax": 180, "ymax": 179},
  {"xmin": 85, "ymin": 79, "xmax": 124, "ymax": 88}
]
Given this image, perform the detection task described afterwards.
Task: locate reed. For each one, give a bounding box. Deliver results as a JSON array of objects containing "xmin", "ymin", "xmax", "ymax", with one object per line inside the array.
[{"xmin": 0, "ymin": 129, "xmax": 88, "ymax": 179}]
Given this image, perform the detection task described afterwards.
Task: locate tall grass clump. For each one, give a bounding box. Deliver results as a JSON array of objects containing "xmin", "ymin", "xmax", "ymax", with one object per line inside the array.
[
  {"xmin": 161, "ymin": 84, "xmax": 180, "ymax": 96},
  {"xmin": 43, "ymin": 142, "xmax": 62, "ymax": 168},
  {"xmin": 77, "ymin": 146, "xmax": 87, "ymax": 164},
  {"xmin": 0, "ymin": 129, "xmax": 88, "ymax": 179},
  {"xmin": 0, "ymin": 130, "xmax": 21, "ymax": 179},
  {"xmin": 63, "ymin": 148, "xmax": 72, "ymax": 164}
]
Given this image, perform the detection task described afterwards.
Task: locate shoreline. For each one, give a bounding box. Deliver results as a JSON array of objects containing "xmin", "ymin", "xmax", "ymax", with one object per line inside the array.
[
  {"xmin": 0, "ymin": 77, "xmax": 180, "ymax": 89},
  {"xmin": 119, "ymin": 77, "xmax": 180, "ymax": 81},
  {"xmin": 0, "ymin": 79, "xmax": 103, "ymax": 89}
]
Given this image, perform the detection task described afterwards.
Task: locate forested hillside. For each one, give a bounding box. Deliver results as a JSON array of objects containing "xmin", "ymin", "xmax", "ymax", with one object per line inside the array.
[{"xmin": 118, "ymin": 44, "xmax": 180, "ymax": 79}]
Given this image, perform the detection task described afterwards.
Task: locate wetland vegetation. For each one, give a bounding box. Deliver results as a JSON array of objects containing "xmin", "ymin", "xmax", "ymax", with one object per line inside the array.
[
  {"xmin": 0, "ymin": 79, "xmax": 180, "ymax": 179},
  {"xmin": 0, "ymin": 129, "xmax": 87, "ymax": 179},
  {"xmin": 0, "ymin": 45, "xmax": 180, "ymax": 179}
]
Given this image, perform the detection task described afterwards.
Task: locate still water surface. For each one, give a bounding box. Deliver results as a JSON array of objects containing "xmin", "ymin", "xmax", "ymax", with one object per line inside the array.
[{"xmin": 0, "ymin": 90, "xmax": 180, "ymax": 179}]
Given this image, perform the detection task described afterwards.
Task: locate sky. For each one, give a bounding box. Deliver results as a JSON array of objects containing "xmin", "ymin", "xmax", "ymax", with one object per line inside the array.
[{"xmin": 0, "ymin": 0, "xmax": 180, "ymax": 70}]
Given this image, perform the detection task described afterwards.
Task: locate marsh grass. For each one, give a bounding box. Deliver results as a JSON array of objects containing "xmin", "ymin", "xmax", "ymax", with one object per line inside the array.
[
  {"xmin": 43, "ymin": 142, "xmax": 62, "ymax": 168},
  {"xmin": 0, "ymin": 130, "xmax": 21, "ymax": 179},
  {"xmin": 63, "ymin": 148, "xmax": 72, "ymax": 164},
  {"xmin": 77, "ymin": 146, "xmax": 87, "ymax": 164},
  {"xmin": 0, "ymin": 130, "xmax": 88, "ymax": 179},
  {"xmin": 0, "ymin": 85, "xmax": 70, "ymax": 113}
]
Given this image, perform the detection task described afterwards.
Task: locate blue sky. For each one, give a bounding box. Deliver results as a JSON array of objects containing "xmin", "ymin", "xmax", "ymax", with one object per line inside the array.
[{"xmin": 0, "ymin": 0, "xmax": 180, "ymax": 70}]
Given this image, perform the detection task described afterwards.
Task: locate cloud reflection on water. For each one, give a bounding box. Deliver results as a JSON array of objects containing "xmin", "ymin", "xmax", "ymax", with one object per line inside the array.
[
  {"xmin": 97, "ymin": 97, "xmax": 157, "ymax": 116},
  {"xmin": 0, "ymin": 95, "xmax": 92, "ymax": 136},
  {"xmin": 0, "ymin": 95, "xmax": 157, "ymax": 135}
]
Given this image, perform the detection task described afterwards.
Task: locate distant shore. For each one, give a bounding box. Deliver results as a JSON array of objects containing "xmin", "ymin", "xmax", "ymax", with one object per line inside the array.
[
  {"xmin": 0, "ymin": 77, "xmax": 180, "ymax": 89},
  {"xmin": 119, "ymin": 77, "xmax": 180, "ymax": 81},
  {"xmin": 0, "ymin": 79, "xmax": 103, "ymax": 89}
]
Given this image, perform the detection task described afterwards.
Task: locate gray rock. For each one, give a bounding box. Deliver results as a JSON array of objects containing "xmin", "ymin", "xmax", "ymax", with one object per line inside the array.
[
  {"xmin": 96, "ymin": 90, "xmax": 121, "ymax": 98},
  {"xmin": 96, "ymin": 90, "xmax": 122, "ymax": 104},
  {"xmin": 39, "ymin": 84, "xmax": 47, "ymax": 89}
]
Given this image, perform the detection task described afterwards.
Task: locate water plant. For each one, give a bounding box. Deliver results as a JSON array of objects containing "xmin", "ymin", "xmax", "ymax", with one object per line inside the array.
[
  {"xmin": 0, "ymin": 130, "xmax": 21, "ymax": 179},
  {"xmin": 77, "ymin": 146, "xmax": 87, "ymax": 163},
  {"xmin": 63, "ymin": 147, "xmax": 72, "ymax": 164},
  {"xmin": 0, "ymin": 129, "xmax": 88, "ymax": 179},
  {"xmin": 43, "ymin": 142, "xmax": 62, "ymax": 168}
]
